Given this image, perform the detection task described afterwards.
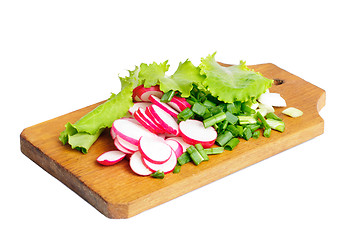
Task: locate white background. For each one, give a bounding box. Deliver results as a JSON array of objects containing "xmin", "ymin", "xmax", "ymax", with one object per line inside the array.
[{"xmin": 1, "ymin": 0, "xmax": 358, "ymax": 239}]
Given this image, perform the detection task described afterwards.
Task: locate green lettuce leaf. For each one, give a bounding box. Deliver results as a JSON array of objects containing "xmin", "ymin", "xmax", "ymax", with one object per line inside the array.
[
  {"xmin": 199, "ymin": 52, "xmax": 273, "ymax": 103},
  {"xmin": 139, "ymin": 61, "xmax": 170, "ymax": 88}
]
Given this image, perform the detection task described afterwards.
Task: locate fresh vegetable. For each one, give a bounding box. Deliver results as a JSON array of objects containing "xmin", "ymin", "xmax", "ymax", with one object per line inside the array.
[
  {"xmin": 142, "ymin": 150, "xmax": 177, "ymax": 174},
  {"xmin": 266, "ymin": 119, "xmax": 285, "ymax": 132},
  {"xmin": 132, "ymin": 85, "xmax": 163, "ymax": 102},
  {"xmin": 128, "ymin": 102, "xmax": 152, "ymax": 115},
  {"xmin": 203, "ymin": 147, "xmax": 224, "ymax": 155},
  {"xmin": 195, "ymin": 143, "xmax": 209, "ymax": 161},
  {"xmin": 129, "ymin": 151, "xmax": 153, "ymax": 176},
  {"xmin": 139, "ymin": 136, "xmax": 173, "ymax": 164},
  {"xmin": 96, "ymin": 150, "xmax": 126, "ymax": 166},
  {"xmin": 187, "ymin": 145, "xmax": 204, "ymax": 166},
  {"xmin": 282, "ymin": 107, "xmax": 303, "ymax": 118},
  {"xmin": 148, "ymin": 105, "xmax": 179, "ymax": 136},
  {"xmin": 165, "ymin": 139, "xmax": 184, "ymax": 158},
  {"xmin": 224, "ymin": 138, "xmax": 240, "ymax": 151},
  {"xmin": 114, "ymin": 137, "xmax": 135, "ymax": 154},
  {"xmin": 149, "ymin": 95, "xmax": 179, "ymax": 118},
  {"xmin": 258, "ymin": 92, "xmax": 287, "ymax": 107},
  {"xmin": 150, "ymin": 170, "xmax": 165, "ymax": 179},
  {"xmin": 160, "ymin": 90, "xmax": 176, "ymax": 103},
  {"xmin": 167, "ymin": 96, "xmax": 191, "ymax": 112},
  {"xmin": 115, "ymin": 135, "xmax": 139, "ymax": 153},
  {"xmin": 179, "ymin": 119, "xmax": 217, "ymax": 148}
]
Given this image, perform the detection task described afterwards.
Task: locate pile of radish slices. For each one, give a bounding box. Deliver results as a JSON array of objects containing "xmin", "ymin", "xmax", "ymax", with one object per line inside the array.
[{"xmin": 96, "ymin": 85, "xmax": 217, "ymax": 177}]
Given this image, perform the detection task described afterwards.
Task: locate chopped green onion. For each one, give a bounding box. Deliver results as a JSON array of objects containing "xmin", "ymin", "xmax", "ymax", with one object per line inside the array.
[
  {"xmin": 282, "ymin": 107, "xmax": 303, "ymax": 118},
  {"xmin": 252, "ymin": 130, "xmax": 260, "ymax": 139},
  {"xmin": 204, "ymin": 147, "xmax": 224, "ymax": 155},
  {"xmin": 203, "ymin": 112, "xmax": 227, "ymax": 128},
  {"xmin": 160, "ymin": 90, "xmax": 175, "ymax": 103},
  {"xmin": 266, "ymin": 119, "xmax": 285, "ymax": 132},
  {"xmin": 242, "ymin": 127, "xmax": 252, "ymax": 140},
  {"xmin": 195, "ymin": 144, "xmax": 209, "ymax": 161},
  {"xmin": 192, "ymin": 102, "xmax": 207, "ymax": 116},
  {"xmin": 225, "ymin": 111, "xmax": 238, "ymax": 125},
  {"xmin": 256, "ymin": 111, "xmax": 270, "ymax": 129},
  {"xmin": 224, "ymin": 138, "xmax": 240, "ymax": 151},
  {"xmin": 187, "ymin": 145, "xmax": 204, "ymax": 166},
  {"xmin": 226, "ymin": 125, "xmax": 241, "ymax": 137},
  {"xmin": 238, "ymin": 115, "xmax": 257, "ymax": 125},
  {"xmin": 177, "ymin": 152, "xmax": 191, "ymax": 166},
  {"xmin": 203, "ymin": 99, "xmax": 217, "ymax": 108},
  {"xmin": 241, "ymin": 102, "xmax": 256, "ymax": 114},
  {"xmin": 263, "ymin": 127, "xmax": 271, "ymax": 138},
  {"xmin": 173, "ymin": 165, "xmax": 181, "ymax": 174},
  {"xmin": 209, "ymin": 105, "xmax": 224, "ymax": 115},
  {"xmin": 236, "ymin": 125, "xmax": 244, "ymax": 137},
  {"xmin": 216, "ymin": 131, "xmax": 233, "ymax": 146},
  {"xmin": 177, "ymin": 108, "xmax": 194, "ymax": 121},
  {"xmin": 246, "ymin": 124, "xmax": 261, "ymax": 132},
  {"xmin": 265, "ymin": 112, "xmax": 282, "ymax": 121},
  {"xmin": 150, "ymin": 170, "xmax": 165, "ymax": 179}
]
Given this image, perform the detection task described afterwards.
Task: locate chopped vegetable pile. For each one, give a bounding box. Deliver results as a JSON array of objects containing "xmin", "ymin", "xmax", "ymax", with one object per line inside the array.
[{"xmin": 59, "ymin": 52, "xmax": 303, "ymax": 178}]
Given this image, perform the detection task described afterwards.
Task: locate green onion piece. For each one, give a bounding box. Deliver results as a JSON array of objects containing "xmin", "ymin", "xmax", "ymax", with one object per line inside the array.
[
  {"xmin": 209, "ymin": 105, "xmax": 224, "ymax": 115},
  {"xmin": 266, "ymin": 119, "xmax": 285, "ymax": 132},
  {"xmin": 177, "ymin": 152, "xmax": 191, "ymax": 166},
  {"xmin": 177, "ymin": 108, "xmax": 194, "ymax": 121},
  {"xmin": 236, "ymin": 125, "xmax": 244, "ymax": 137},
  {"xmin": 173, "ymin": 165, "xmax": 181, "ymax": 174},
  {"xmin": 241, "ymin": 102, "xmax": 256, "ymax": 114},
  {"xmin": 204, "ymin": 147, "xmax": 224, "ymax": 155},
  {"xmin": 256, "ymin": 111, "xmax": 270, "ymax": 129},
  {"xmin": 265, "ymin": 112, "xmax": 282, "ymax": 121},
  {"xmin": 238, "ymin": 115, "xmax": 257, "ymax": 125},
  {"xmin": 225, "ymin": 111, "xmax": 238, "ymax": 125},
  {"xmin": 195, "ymin": 144, "xmax": 209, "ymax": 161},
  {"xmin": 203, "ymin": 112, "xmax": 227, "ymax": 128},
  {"xmin": 224, "ymin": 138, "xmax": 240, "ymax": 151},
  {"xmin": 252, "ymin": 130, "xmax": 260, "ymax": 139},
  {"xmin": 246, "ymin": 124, "xmax": 261, "ymax": 132},
  {"xmin": 216, "ymin": 131, "xmax": 233, "ymax": 146},
  {"xmin": 160, "ymin": 90, "xmax": 175, "ymax": 103},
  {"xmin": 203, "ymin": 99, "xmax": 216, "ymax": 108},
  {"xmin": 226, "ymin": 125, "xmax": 240, "ymax": 137},
  {"xmin": 192, "ymin": 102, "xmax": 207, "ymax": 116},
  {"xmin": 282, "ymin": 107, "xmax": 303, "ymax": 118},
  {"xmin": 263, "ymin": 127, "xmax": 271, "ymax": 138},
  {"xmin": 150, "ymin": 170, "xmax": 165, "ymax": 179},
  {"xmin": 187, "ymin": 145, "xmax": 204, "ymax": 165},
  {"xmin": 242, "ymin": 127, "xmax": 252, "ymax": 140}
]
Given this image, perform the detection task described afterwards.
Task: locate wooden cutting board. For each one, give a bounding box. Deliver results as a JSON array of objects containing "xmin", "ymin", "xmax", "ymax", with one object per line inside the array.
[{"xmin": 20, "ymin": 63, "xmax": 326, "ymax": 218}]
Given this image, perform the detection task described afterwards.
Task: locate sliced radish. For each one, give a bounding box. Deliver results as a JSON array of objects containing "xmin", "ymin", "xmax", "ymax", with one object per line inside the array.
[
  {"xmin": 258, "ymin": 92, "xmax": 287, "ymax": 107},
  {"xmin": 145, "ymin": 106, "xmax": 167, "ymax": 133},
  {"xmin": 128, "ymin": 102, "xmax": 153, "ymax": 115},
  {"xmin": 167, "ymin": 96, "xmax": 191, "ymax": 112},
  {"xmin": 129, "ymin": 151, "xmax": 154, "ymax": 176},
  {"xmin": 179, "ymin": 119, "xmax": 217, "ymax": 148},
  {"xmin": 148, "ymin": 105, "xmax": 179, "ymax": 136},
  {"xmin": 166, "ymin": 136, "xmax": 191, "ymax": 151},
  {"xmin": 139, "ymin": 135, "xmax": 173, "ymax": 164},
  {"xmin": 116, "ymin": 135, "xmax": 139, "ymax": 152},
  {"xmin": 142, "ymin": 150, "xmax": 177, "ymax": 174},
  {"xmin": 110, "ymin": 127, "xmax": 117, "ymax": 139},
  {"xmin": 136, "ymin": 108, "xmax": 165, "ymax": 133},
  {"xmin": 165, "ymin": 139, "xmax": 184, "ymax": 158},
  {"xmin": 97, "ymin": 150, "xmax": 126, "ymax": 166},
  {"xmin": 149, "ymin": 95, "xmax": 179, "ymax": 118},
  {"xmin": 114, "ymin": 137, "xmax": 135, "ymax": 154},
  {"xmin": 133, "ymin": 109, "xmax": 158, "ymax": 134},
  {"xmin": 133, "ymin": 85, "xmax": 164, "ymax": 102},
  {"xmin": 112, "ymin": 118, "xmax": 156, "ymax": 145}
]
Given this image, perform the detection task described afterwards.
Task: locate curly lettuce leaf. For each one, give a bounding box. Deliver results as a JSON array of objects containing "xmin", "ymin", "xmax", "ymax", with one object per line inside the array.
[
  {"xmin": 199, "ymin": 52, "xmax": 273, "ymax": 103},
  {"xmin": 138, "ymin": 61, "xmax": 170, "ymax": 88}
]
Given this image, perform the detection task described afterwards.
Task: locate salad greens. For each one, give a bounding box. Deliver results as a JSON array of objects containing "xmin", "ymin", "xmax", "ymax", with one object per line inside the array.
[{"xmin": 59, "ymin": 52, "xmax": 275, "ymax": 153}]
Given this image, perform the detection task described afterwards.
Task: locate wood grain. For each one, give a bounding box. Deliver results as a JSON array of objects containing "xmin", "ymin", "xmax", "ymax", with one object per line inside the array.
[{"xmin": 20, "ymin": 63, "xmax": 325, "ymax": 218}]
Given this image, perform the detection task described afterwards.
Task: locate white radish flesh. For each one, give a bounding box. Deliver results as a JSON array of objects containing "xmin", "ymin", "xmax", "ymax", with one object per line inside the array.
[
  {"xmin": 97, "ymin": 150, "xmax": 126, "ymax": 166},
  {"xmin": 133, "ymin": 109, "xmax": 158, "ymax": 134},
  {"xmin": 179, "ymin": 119, "xmax": 217, "ymax": 148},
  {"xmin": 128, "ymin": 102, "xmax": 152, "ymax": 115},
  {"xmin": 112, "ymin": 118, "xmax": 156, "ymax": 145},
  {"xmin": 145, "ymin": 106, "xmax": 167, "ymax": 133},
  {"xmin": 133, "ymin": 85, "xmax": 163, "ymax": 102},
  {"xmin": 167, "ymin": 96, "xmax": 191, "ymax": 112},
  {"xmin": 148, "ymin": 105, "xmax": 179, "ymax": 136},
  {"xmin": 139, "ymin": 136, "xmax": 173, "ymax": 164},
  {"xmin": 165, "ymin": 139, "xmax": 183, "ymax": 158},
  {"xmin": 166, "ymin": 136, "xmax": 191, "ymax": 151},
  {"xmin": 149, "ymin": 95, "xmax": 179, "ymax": 117},
  {"xmin": 142, "ymin": 150, "xmax": 177, "ymax": 174},
  {"xmin": 136, "ymin": 107, "xmax": 165, "ymax": 133},
  {"xmin": 116, "ymin": 135, "xmax": 139, "ymax": 152},
  {"xmin": 258, "ymin": 92, "xmax": 287, "ymax": 107},
  {"xmin": 110, "ymin": 127, "xmax": 117, "ymax": 139},
  {"xmin": 114, "ymin": 137, "xmax": 135, "ymax": 154},
  {"xmin": 129, "ymin": 151, "xmax": 154, "ymax": 176}
]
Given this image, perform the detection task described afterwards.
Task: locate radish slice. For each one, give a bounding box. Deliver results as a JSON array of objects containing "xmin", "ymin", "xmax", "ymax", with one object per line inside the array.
[
  {"xmin": 114, "ymin": 137, "xmax": 135, "ymax": 154},
  {"xmin": 179, "ymin": 119, "xmax": 217, "ymax": 148},
  {"xmin": 149, "ymin": 95, "xmax": 179, "ymax": 117},
  {"xmin": 258, "ymin": 92, "xmax": 287, "ymax": 107},
  {"xmin": 110, "ymin": 127, "xmax": 117, "ymax": 139},
  {"xmin": 145, "ymin": 106, "xmax": 167, "ymax": 133},
  {"xmin": 133, "ymin": 109, "xmax": 158, "ymax": 134},
  {"xmin": 165, "ymin": 139, "xmax": 183, "ymax": 158},
  {"xmin": 116, "ymin": 135, "xmax": 139, "ymax": 152},
  {"xmin": 112, "ymin": 118, "xmax": 156, "ymax": 145},
  {"xmin": 129, "ymin": 151, "xmax": 154, "ymax": 176},
  {"xmin": 167, "ymin": 96, "xmax": 191, "ymax": 112},
  {"xmin": 133, "ymin": 85, "xmax": 164, "ymax": 102},
  {"xmin": 148, "ymin": 105, "xmax": 179, "ymax": 136},
  {"xmin": 166, "ymin": 136, "xmax": 191, "ymax": 151},
  {"xmin": 97, "ymin": 150, "xmax": 126, "ymax": 166},
  {"xmin": 128, "ymin": 102, "xmax": 152, "ymax": 115},
  {"xmin": 142, "ymin": 150, "xmax": 177, "ymax": 174},
  {"xmin": 139, "ymin": 135, "xmax": 173, "ymax": 164},
  {"xmin": 136, "ymin": 108, "xmax": 165, "ymax": 133}
]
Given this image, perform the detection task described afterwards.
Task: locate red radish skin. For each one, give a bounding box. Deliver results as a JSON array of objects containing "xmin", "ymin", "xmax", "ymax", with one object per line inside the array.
[
  {"xmin": 179, "ymin": 119, "xmax": 217, "ymax": 148},
  {"xmin": 145, "ymin": 106, "xmax": 167, "ymax": 133},
  {"xmin": 110, "ymin": 127, "xmax": 117, "ymax": 139},
  {"xmin": 97, "ymin": 150, "xmax": 126, "ymax": 166},
  {"xmin": 129, "ymin": 151, "xmax": 154, "ymax": 176},
  {"xmin": 136, "ymin": 108, "xmax": 165, "ymax": 133},
  {"xmin": 166, "ymin": 137, "xmax": 191, "ymax": 151},
  {"xmin": 167, "ymin": 96, "xmax": 191, "ymax": 112},
  {"xmin": 149, "ymin": 95, "xmax": 179, "ymax": 117},
  {"xmin": 141, "ymin": 150, "xmax": 177, "ymax": 174},
  {"xmin": 165, "ymin": 139, "xmax": 183, "ymax": 158},
  {"xmin": 116, "ymin": 135, "xmax": 139, "ymax": 152},
  {"xmin": 133, "ymin": 85, "xmax": 164, "ymax": 102},
  {"xmin": 148, "ymin": 105, "xmax": 179, "ymax": 136},
  {"xmin": 128, "ymin": 102, "xmax": 152, "ymax": 115},
  {"xmin": 139, "ymin": 136, "xmax": 173, "ymax": 164},
  {"xmin": 133, "ymin": 110, "xmax": 158, "ymax": 134},
  {"xmin": 114, "ymin": 137, "xmax": 135, "ymax": 154},
  {"xmin": 112, "ymin": 118, "xmax": 157, "ymax": 145}
]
